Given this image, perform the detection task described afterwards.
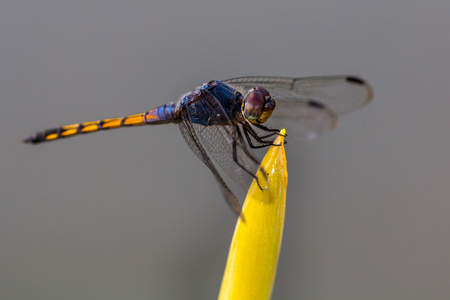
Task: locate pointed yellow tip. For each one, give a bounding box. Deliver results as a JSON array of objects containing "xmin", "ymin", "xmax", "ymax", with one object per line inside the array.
[{"xmin": 218, "ymin": 129, "xmax": 288, "ymax": 300}]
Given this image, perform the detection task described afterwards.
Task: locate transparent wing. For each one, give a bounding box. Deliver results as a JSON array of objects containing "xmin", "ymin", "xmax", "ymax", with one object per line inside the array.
[
  {"xmin": 178, "ymin": 109, "xmax": 243, "ymax": 217},
  {"xmin": 224, "ymin": 75, "xmax": 373, "ymax": 115},
  {"xmin": 183, "ymin": 90, "xmax": 261, "ymax": 191},
  {"xmin": 224, "ymin": 75, "xmax": 373, "ymax": 141}
]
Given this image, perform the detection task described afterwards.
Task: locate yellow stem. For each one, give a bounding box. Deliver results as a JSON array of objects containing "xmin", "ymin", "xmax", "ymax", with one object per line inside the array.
[{"xmin": 218, "ymin": 129, "xmax": 288, "ymax": 300}]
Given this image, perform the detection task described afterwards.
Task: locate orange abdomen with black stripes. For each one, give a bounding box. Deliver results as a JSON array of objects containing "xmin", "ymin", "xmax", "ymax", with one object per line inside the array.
[{"xmin": 23, "ymin": 102, "xmax": 179, "ymax": 144}]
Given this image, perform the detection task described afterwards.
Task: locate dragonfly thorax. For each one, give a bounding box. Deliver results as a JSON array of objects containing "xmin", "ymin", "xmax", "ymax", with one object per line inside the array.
[{"xmin": 242, "ymin": 86, "xmax": 276, "ymax": 125}]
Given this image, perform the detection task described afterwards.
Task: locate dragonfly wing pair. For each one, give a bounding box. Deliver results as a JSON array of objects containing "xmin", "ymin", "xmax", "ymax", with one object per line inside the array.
[
  {"xmin": 224, "ymin": 75, "xmax": 373, "ymax": 142},
  {"xmin": 179, "ymin": 89, "xmax": 261, "ymax": 217}
]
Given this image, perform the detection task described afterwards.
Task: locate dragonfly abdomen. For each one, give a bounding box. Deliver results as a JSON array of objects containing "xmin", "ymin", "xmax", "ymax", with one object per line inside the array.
[{"xmin": 23, "ymin": 103, "xmax": 179, "ymax": 144}]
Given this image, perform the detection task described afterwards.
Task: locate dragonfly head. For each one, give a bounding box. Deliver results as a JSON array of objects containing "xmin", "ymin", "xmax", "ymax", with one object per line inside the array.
[{"xmin": 242, "ymin": 86, "xmax": 276, "ymax": 125}]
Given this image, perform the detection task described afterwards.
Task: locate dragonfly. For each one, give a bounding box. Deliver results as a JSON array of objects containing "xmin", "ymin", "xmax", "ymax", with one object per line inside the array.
[{"xmin": 24, "ymin": 75, "xmax": 373, "ymax": 217}]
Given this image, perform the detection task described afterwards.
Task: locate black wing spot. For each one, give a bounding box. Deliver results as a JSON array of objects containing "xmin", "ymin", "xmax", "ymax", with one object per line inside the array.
[
  {"xmin": 307, "ymin": 99, "xmax": 326, "ymax": 110},
  {"xmin": 346, "ymin": 76, "xmax": 366, "ymax": 85}
]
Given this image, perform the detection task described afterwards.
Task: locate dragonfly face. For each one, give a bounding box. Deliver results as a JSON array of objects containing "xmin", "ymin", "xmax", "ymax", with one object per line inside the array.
[
  {"xmin": 242, "ymin": 86, "xmax": 276, "ymax": 125},
  {"xmin": 24, "ymin": 75, "xmax": 372, "ymax": 218}
]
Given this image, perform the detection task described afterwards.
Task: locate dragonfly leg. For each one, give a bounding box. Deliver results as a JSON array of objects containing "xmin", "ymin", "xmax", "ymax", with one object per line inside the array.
[
  {"xmin": 235, "ymin": 128, "xmax": 268, "ymax": 181},
  {"xmin": 242, "ymin": 123, "xmax": 280, "ymax": 149},
  {"xmin": 242, "ymin": 127, "xmax": 273, "ymax": 149},
  {"xmin": 253, "ymin": 124, "xmax": 287, "ymax": 138},
  {"xmin": 231, "ymin": 134, "xmax": 265, "ymax": 191}
]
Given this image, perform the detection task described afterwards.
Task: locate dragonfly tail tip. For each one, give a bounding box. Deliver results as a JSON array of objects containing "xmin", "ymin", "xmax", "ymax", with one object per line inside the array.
[{"xmin": 23, "ymin": 135, "xmax": 40, "ymax": 145}]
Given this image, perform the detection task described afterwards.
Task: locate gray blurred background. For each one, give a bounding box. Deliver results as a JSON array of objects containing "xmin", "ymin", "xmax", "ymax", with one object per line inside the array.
[{"xmin": 1, "ymin": 0, "xmax": 450, "ymax": 299}]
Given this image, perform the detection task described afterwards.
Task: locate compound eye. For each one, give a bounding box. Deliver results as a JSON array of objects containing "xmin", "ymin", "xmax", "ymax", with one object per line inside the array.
[
  {"xmin": 254, "ymin": 86, "xmax": 270, "ymax": 99},
  {"xmin": 244, "ymin": 90, "xmax": 265, "ymax": 121}
]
